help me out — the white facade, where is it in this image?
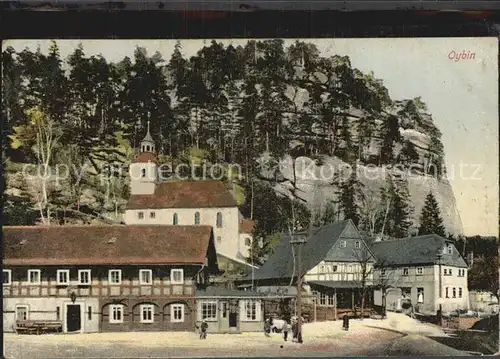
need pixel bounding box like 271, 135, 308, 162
129, 161, 157, 195
469, 290, 499, 313
3, 297, 100, 333
373, 264, 469, 314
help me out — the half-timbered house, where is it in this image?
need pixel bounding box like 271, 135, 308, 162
3, 225, 219, 333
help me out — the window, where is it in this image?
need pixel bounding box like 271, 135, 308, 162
109, 304, 124, 323
173, 213, 178, 225
138, 211, 144, 219
319, 265, 325, 273
417, 288, 424, 303
355, 241, 361, 249
449, 269, 452, 276
201, 301, 217, 320
447, 245, 453, 254
16, 305, 29, 321
109, 270, 122, 285
88, 306, 92, 320
452, 287, 456, 298
328, 295, 335, 306
458, 288, 463, 298
27, 269, 41, 284
402, 268, 409, 276
194, 212, 200, 225
140, 304, 154, 323
3, 269, 11, 285
381, 268, 386, 277
171, 269, 184, 284
141, 168, 146, 178
150, 211, 156, 219
139, 269, 152, 285
56, 269, 70, 285
78, 270, 91, 285
217, 236, 222, 244
245, 237, 251, 246
416, 267, 423, 276
216, 212, 223, 228
245, 300, 257, 320
56, 307, 60, 320
445, 287, 449, 298
320, 293, 327, 306
171, 304, 184, 323
332, 265, 338, 273
340, 240, 347, 248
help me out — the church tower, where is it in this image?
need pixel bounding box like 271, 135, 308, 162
130, 120, 157, 195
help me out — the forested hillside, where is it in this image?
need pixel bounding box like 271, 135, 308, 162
2, 39, 463, 262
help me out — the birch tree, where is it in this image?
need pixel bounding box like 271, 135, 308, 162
10, 108, 61, 224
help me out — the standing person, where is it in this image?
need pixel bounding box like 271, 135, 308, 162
200, 320, 208, 339
282, 320, 290, 342
264, 319, 271, 337
291, 317, 298, 343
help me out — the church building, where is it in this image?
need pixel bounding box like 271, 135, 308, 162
123, 122, 257, 271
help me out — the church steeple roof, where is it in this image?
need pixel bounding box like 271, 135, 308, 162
133, 119, 157, 163
141, 120, 154, 145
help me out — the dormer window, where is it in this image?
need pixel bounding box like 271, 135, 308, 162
150, 212, 156, 219
173, 213, 178, 225
138, 212, 144, 220
194, 212, 200, 225
27, 269, 41, 285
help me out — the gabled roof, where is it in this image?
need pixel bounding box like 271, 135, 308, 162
3, 225, 213, 266
127, 180, 237, 209
369, 234, 468, 268
247, 220, 364, 282
239, 219, 255, 234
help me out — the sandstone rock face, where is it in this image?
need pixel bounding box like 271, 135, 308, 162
263, 155, 463, 236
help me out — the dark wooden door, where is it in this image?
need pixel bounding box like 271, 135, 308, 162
66, 305, 81, 332
229, 312, 237, 328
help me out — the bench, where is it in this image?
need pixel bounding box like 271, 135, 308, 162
15, 320, 63, 335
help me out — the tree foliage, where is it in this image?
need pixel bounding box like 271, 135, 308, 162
418, 191, 447, 237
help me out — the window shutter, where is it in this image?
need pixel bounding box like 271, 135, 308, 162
197, 302, 202, 322
239, 300, 246, 320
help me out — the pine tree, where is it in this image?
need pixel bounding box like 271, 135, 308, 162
418, 191, 447, 236
336, 164, 362, 225
375, 174, 413, 238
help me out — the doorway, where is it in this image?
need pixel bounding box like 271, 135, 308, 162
229, 312, 238, 328
66, 304, 82, 332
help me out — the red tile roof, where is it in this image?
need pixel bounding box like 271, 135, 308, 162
127, 180, 237, 209
3, 225, 213, 266
132, 152, 157, 163
239, 219, 255, 234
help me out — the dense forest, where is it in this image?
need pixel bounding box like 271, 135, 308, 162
3, 39, 453, 262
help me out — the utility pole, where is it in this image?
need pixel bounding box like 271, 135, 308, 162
437, 252, 443, 327
290, 234, 307, 344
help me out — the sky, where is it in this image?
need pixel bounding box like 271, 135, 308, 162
4, 38, 499, 236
